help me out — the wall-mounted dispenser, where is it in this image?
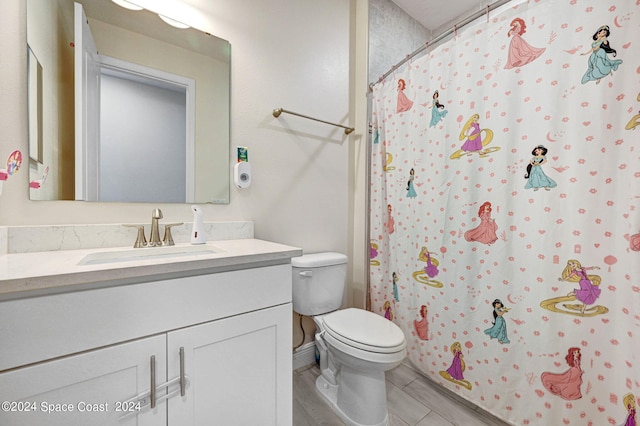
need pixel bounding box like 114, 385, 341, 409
234, 146, 251, 189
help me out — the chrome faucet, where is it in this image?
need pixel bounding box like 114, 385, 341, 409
148, 208, 164, 247
124, 209, 183, 248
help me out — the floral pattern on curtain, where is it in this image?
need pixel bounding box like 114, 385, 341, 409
369, 1, 639, 425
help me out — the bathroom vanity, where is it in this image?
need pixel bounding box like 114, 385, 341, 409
0, 227, 301, 426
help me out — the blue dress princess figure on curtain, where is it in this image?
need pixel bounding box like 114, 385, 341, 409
392, 272, 399, 302
581, 25, 622, 85
524, 145, 557, 191
406, 168, 417, 198
484, 299, 510, 344
429, 90, 448, 127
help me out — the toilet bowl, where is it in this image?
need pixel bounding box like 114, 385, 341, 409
292, 253, 406, 426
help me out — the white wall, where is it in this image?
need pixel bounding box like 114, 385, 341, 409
0, 0, 368, 269
99, 74, 186, 203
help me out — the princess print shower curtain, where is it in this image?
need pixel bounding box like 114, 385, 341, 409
369, 1, 639, 424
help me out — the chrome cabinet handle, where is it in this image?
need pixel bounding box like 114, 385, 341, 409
118, 352, 190, 420
150, 355, 157, 409
180, 347, 186, 397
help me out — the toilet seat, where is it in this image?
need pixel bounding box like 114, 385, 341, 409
321, 308, 406, 354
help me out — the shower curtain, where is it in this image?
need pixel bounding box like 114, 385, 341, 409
369, 1, 639, 424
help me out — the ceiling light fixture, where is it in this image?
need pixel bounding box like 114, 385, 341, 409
111, 0, 143, 11
158, 14, 190, 29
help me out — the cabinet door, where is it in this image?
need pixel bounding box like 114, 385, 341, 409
168, 304, 292, 426
0, 335, 166, 426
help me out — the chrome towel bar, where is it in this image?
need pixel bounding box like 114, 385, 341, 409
272, 108, 354, 135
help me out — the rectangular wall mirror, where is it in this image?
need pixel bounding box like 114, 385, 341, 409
27, 0, 231, 203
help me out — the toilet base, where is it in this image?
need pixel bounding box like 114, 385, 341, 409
315, 373, 389, 426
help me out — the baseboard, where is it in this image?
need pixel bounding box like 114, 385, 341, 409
293, 342, 316, 370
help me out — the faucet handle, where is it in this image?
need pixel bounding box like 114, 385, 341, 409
162, 223, 184, 246
152, 208, 163, 219
123, 224, 147, 248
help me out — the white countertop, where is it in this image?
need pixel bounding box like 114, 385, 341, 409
0, 239, 302, 299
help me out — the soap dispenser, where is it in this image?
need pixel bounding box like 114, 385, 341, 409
190, 205, 206, 244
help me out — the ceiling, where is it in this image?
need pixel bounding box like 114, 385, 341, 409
391, 0, 491, 32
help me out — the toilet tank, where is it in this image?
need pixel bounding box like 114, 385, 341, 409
291, 252, 348, 316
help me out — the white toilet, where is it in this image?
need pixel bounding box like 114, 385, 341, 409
292, 252, 406, 426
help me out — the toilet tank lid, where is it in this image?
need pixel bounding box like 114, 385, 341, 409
291, 252, 348, 268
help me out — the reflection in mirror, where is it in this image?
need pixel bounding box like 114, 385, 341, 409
27, 47, 44, 165
27, 0, 231, 203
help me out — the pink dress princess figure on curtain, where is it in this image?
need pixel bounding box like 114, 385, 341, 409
504, 18, 545, 69
540, 347, 583, 400
396, 79, 413, 113
386, 204, 395, 234
464, 202, 498, 245
558, 260, 601, 315
413, 305, 429, 340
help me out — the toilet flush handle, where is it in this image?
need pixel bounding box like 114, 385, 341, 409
299, 270, 313, 277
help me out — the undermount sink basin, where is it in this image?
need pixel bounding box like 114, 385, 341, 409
77, 244, 223, 266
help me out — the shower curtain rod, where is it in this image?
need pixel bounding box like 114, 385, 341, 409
370, 0, 515, 90
272, 108, 355, 135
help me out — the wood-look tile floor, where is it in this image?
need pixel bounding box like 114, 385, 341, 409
293, 362, 512, 426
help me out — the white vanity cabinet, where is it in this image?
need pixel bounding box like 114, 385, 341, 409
0, 262, 293, 426
168, 304, 291, 425
0, 334, 168, 426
